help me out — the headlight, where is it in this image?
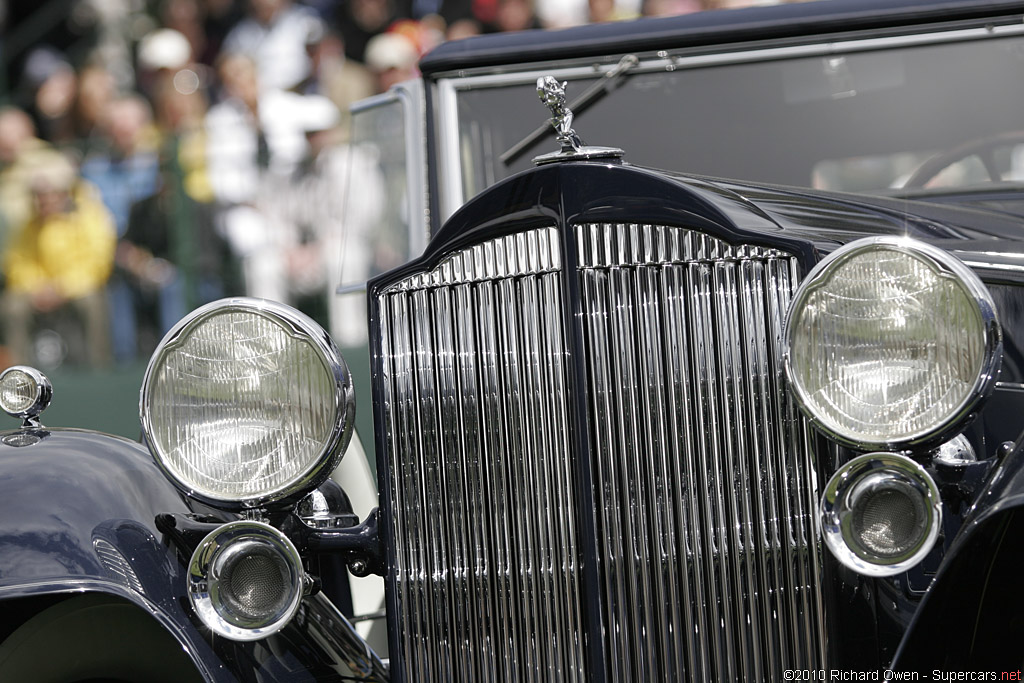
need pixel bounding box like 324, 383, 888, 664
785, 236, 1000, 449
141, 298, 354, 508
0, 366, 52, 424
188, 520, 305, 640
820, 453, 941, 577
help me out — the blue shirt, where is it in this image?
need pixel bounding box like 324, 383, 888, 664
81, 151, 160, 237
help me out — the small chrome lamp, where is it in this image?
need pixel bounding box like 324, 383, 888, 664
0, 366, 53, 427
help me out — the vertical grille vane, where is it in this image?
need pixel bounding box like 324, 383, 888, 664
377, 223, 826, 681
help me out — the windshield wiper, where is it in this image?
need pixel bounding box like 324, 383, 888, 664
500, 54, 640, 166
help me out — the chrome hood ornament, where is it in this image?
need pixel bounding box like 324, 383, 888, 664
533, 76, 623, 165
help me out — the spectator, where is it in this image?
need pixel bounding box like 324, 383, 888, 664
588, 0, 638, 22
136, 27, 196, 105
336, 0, 401, 64
221, 0, 319, 92
158, 0, 210, 67
200, 0, 247, 67
116, 154, 239, 356
0, 107, 52, 245
205, 52, 309, 302
150, 70, 214, 204
535, 0, 589, 28
1, 151, 116, 368
388, 17, 445, 56
640, 0, 704, 15
136, 26, 216, 204
484, 0, 543, 32
446, 17, 482, 41
81, 96, 161, 238
281, 95, 350, 324
80, 95, 162, 363
287, 101, 386, 347
364, 32, 420, 93
292, 20, 375, 141
74, 64, 119, 154
20, 47, 78, 148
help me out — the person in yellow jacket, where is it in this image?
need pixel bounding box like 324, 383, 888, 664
2, 150, 116, 367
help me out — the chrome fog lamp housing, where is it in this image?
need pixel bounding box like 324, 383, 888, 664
188, 520, 305, 640
0, 366, 52, 425
821, 453, 941, 577
141, 298, 354, 509
785, 236, 1000, 449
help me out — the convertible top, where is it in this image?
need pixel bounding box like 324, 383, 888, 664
419, 0, 1024, 75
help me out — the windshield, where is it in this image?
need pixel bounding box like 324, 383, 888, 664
450, 27, 1024, 204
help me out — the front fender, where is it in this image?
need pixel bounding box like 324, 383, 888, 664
0, 428, 385, 682
0, 427, 232, 679
893, 437, 1024, 670
0, 428, 193, 588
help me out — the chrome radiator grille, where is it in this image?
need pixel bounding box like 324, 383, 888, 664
577, 223, 826, 680
376, 223, 826, 681
378, 227, 586, 682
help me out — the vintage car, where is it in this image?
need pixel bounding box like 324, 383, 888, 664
6, 0, 1024, 680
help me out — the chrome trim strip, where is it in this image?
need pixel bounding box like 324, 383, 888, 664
960, 260, 1024, 273
437, 24, 1024, 84
336, 283, 368, 296
401, 79, 430, 259
299, 591, 391, 681
351, 90, 401, 114
435, 77, 464, 222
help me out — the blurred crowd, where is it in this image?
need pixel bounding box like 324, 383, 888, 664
0, 0, 789, 370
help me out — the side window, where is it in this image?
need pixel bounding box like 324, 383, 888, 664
338, 84, 426, 293
332, 83, 426, 464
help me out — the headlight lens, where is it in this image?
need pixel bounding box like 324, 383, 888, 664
785, 236, 1000, 448
141, 298, 354, 508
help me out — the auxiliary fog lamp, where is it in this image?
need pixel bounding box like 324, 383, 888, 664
187, 520, 306, 640
820, 453, 941, 577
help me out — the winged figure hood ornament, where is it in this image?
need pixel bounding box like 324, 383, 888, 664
533, 76, 624, 165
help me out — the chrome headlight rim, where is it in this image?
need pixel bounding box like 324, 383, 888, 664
784, 235, 1001, 451
187, 520, 305, 641
140, 297, 355, 510
820, 452, 942, 577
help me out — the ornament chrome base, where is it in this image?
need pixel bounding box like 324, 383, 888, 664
533, 145, 624, 165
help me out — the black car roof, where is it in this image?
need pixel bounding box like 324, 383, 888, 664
420, 0, 1024, 76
